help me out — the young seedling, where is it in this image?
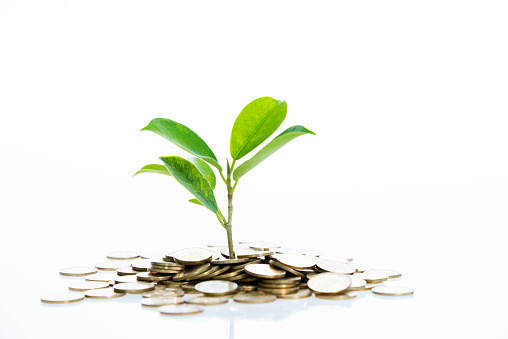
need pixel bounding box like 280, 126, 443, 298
134, 97, 315, 259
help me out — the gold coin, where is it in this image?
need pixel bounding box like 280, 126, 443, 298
185, 296, 230, 305
316, 260, 355, 275
132, 259, 152, 272
113, 282, 155, 294
364, 269, 402, 279
348, 276, 367, 290
277, 289, 312, 299
159, 304, 204, 315
114, 275, 138, 284
143, 289, 185, 298
354, 283, 377, 291
173, 247, 212, 265
245, 264, 286, 279
41, 292, 84, 304
372, 286, 414, 296
173, 263, 211, 282
136, 272, 172, 282
211, 269, 245, 280
84, 288, 126, 299
106, 251, 140, 260
308, 273, 352, 294
189, 265, 222, 281
234, 292, 277, 304
223, 273, 250, 281
195, 280, 238, 296
259, 277, 301, 285
95, 261, 130, 271
237, 284, 257, 292
59, 267, 98, 277
258, 281, 298, 289
354, 273, 388, 284
141, 297, 184, 307
249, 241, 281, 251
151, 260, 185, 268
68, 281, 109, 292
181, 284, 200, 294
315, 291, 357, 300
258, 286, 299, 295
117, 267, 137, 276
221, 248, 273, 259
272, 253, 316, 269
149, 267, 182, 274
269, 260, 305, 278
85, 273, 118, 282
237, 277, 258, 283
211, 257, 250, 265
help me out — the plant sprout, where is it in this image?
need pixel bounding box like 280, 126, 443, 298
134, 97, 315, 259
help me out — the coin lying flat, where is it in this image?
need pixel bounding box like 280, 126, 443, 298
348, 276, 367, 290
185, 296, 230, 305
364, 269, 402, 279
41, 292, 84, 304
272, 253, 316, 269
245, 264, 286, 279
68, 281, 109, 292
85, 273, 118, 282
117, 267, 137, 276
106, 251, 140, 260
173, 248, 212, 265
372, 286, 414, 296
115, 275, 138, 284
233, 293, 277, 304
59, 267, 98, 277
143, 289, 185, 298
316, 260, 355, 275
315, 291, 357, 300
141, 297, 184, 307
159, 304, 204, 315
258, 286, 300, 295
195, 280, 238, 296
95, 262, 130, 271
136, 272, 171, 282
249, 241, 281, 251
308, 273, 352, 294
277, 289, 312, 299
84, 288, 126, 299
354, 273, 388, 284
260, 277, 301, 285
269, 260, 305, 278
113, 283, 155, 294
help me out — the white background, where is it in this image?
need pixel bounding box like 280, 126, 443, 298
1, 1, 507, 338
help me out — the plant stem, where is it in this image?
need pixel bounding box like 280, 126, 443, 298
226, 159, 235, 259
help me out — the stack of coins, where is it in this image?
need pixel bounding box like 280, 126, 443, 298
42, 245, 414, 314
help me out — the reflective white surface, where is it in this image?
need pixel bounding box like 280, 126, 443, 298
1, 0, 507, 338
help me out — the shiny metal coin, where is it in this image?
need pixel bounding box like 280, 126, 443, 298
151, 260, 185, 268
348, 276, 367, 290
117, 267, 137, 276
185, 296, 230, 305
237, 284, 257, 292
41, 292, 84, 304
132, 260, 152, 272
259, 277, 301, 285
258, 286, 300, 295
315, 291, 358, 300
141, 297, 184, 307
258, 282, 298, 289
173, 263, 211, 282
114, 275, 138, 284
181, 284, 200, 294
245, 264, 286, 279
272, 253, 316, 269
249, 242, 281, 251
269, 260, 305, 278
277, 289, 312, 299
113, 282, 155, 294
355, 283, 377, 291
159, 304, 204, 315
85, 273, 118, 282
142, 289, 184, 298
136, 272, 172, 282
221, 248, 272, 259
106, 251, 140, 260
84, 288, 125, 299
190, 265, 222, 280
68, 281, 109, 292
372, 286, 414, 296
308, 273, 352, 294
59, 267, 98, 277
211, 257, 250, 265
354, 273, 388, 284
233, 292, 277, 304
195, 280, 238, 296
95, 261, 130, 271
364, 269, 402, 279
173, 247, 212, 265
316, 260, 355, 275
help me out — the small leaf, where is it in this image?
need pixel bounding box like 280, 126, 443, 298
160, 156, 218, 213
230, 97, 287, 160
188, 156, 216, 189
133, 164, 172, 177
233, 125, 315, 181
189, 198, 204, 206
142, 118, 222, 171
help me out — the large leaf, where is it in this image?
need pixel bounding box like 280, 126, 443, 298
233, 125, 315, 181
230, 97, 287, 160
188, 156, 216, 189
160, 156, 218, 213
142, 118, 222, 171
133, 164, 172, 177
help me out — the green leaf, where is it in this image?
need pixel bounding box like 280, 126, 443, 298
142, 118, 222, 171
133, 164, 172, 177
188, 156, 216, 189
230, 97, 287, 160
233, 125, 315, 181
189, 198, 204, 206
160, 156, 218, 213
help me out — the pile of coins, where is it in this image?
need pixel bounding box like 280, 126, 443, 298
42, 244, 414, 315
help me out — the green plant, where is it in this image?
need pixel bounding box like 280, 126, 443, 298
134, 97, 315, 259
